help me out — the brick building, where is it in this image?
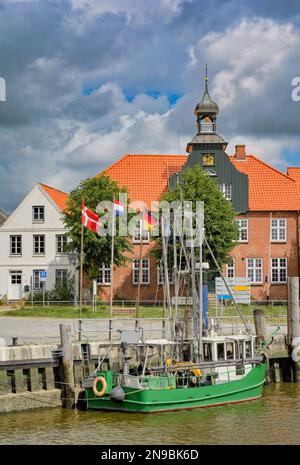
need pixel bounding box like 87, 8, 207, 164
98, 74, 300, 303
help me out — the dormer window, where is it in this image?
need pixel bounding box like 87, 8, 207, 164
33, 206, 44, 222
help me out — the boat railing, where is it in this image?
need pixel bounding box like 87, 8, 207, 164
137, 359, 261, 388
149, 357, 263, 373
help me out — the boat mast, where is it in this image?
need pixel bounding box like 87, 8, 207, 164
197, 205, 204, 362
161, 214, 173, 341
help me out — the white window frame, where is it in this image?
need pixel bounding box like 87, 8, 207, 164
271, 219, 287, 242
10, 235, 22, 255
133, 258, 150, 285
56, 234, 68, 254
10, 270, 22, 285
33, 235, 45, 255
33, 269, 45, 290
247, 258, 263, 284
32, 205, 45, 222
271, 258, 287, 284
236, 219, 248, 242
220, 183, 232, 201
55, 269, 68, 287
133, 220, 149, 244
157, 265, 174, 285
226, 259, 235, 278
98, 264, 111, 285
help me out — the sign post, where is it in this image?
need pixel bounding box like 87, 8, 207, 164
39, 271, 47, 308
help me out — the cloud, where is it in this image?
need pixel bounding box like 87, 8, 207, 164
1, 1, 300, 214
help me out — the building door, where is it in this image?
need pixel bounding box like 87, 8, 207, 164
8, 271, 22, 300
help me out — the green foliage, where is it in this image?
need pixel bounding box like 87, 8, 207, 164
161, 165, 239, 267
62, 175, 132, 279
26, 277, 74, 302
47, 278, 74, 302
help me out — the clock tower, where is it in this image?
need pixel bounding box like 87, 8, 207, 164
175, 65, 249, 214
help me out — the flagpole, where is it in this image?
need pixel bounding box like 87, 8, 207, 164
79, 219, 84, 338
109, 198, 115, 341
135, 214, 143, 328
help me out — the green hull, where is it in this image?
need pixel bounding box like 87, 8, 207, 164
85, 362, 267, 413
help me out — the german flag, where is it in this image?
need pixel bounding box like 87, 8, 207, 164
143, 210, 157, 230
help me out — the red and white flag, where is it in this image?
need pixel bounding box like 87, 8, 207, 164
81, 200, 101, 233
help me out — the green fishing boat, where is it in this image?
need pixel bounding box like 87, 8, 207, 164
84, 335, 267, 413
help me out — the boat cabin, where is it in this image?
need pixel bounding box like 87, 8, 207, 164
202, 335, 255, 363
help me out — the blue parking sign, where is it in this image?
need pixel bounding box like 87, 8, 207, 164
40, 271, 47, 282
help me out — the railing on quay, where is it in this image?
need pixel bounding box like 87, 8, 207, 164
72, 317, 171, 342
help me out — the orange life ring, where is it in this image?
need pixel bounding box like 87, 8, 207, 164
92, 376, 107, 398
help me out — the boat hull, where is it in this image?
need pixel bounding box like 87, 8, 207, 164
85, 362, 267, 413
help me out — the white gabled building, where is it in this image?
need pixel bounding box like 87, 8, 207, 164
0, 182, 75, 301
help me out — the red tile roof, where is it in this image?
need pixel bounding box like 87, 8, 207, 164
39, 183, 68, 211
101, 154, 187, 207
102, 153, 300, 212
287, 167, 300, 198
230, 155, 300, 211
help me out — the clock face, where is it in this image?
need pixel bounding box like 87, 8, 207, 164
202, 153, 215, 166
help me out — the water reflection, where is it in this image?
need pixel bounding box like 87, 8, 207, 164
0, 384, 299, 445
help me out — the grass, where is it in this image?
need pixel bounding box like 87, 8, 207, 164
0, 304, 169, 319
0, 302, 288, 322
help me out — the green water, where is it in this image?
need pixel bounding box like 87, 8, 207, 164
0, 383, 299, 445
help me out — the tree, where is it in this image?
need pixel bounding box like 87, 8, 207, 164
62, 175, 132, 280
160, 165, 239, 268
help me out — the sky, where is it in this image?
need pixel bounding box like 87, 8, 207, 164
1, 0, 300, 213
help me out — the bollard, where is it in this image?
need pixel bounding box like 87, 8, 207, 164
253, 309, 267, 344
59, 324, 76, 408
288, 277, 300, 382
288, 277, 300, 342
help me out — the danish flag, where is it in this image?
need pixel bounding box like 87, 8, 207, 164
81, 200, 101, 233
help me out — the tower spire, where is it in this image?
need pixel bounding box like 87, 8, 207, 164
186, 65, 227, 152
204, 63, 209, 94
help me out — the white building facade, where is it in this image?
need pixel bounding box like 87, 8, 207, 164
0, 183, 75, 301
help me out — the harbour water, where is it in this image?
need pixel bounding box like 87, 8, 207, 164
0, 383, 299, 445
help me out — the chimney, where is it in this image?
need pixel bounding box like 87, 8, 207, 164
235, 145, 246, 160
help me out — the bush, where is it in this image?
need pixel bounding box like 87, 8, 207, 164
26, 277, 74, 303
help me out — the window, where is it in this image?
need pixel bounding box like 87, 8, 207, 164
226, 259, 235, 278
10, 235, 22, 255
226, 342, 234, 360
33, 269, 45, 290
236, 219, 248, 242
10, 271, 22, 285
271, 219, 287, 242
217, 343, 225, 361
33, 235, 45, 255
98, 264, 111, 285
55, 269, 68, 287
247, 258, 263, 284
220, 183, 232, 200
245, 341, 252, 358
157, 265, 174, 284
133, 259, 150, 284
203, 343, 212, 361
32, 206, 44, 222
271, 258, 287, 283
133, 220, 149, 243
56, 235, 67, 254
